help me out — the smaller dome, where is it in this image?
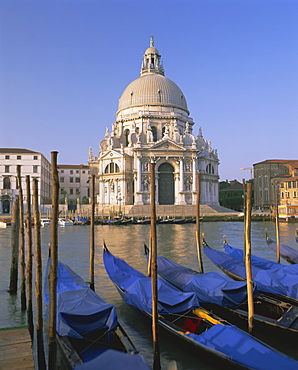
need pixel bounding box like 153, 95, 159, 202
145, 46, 160, 55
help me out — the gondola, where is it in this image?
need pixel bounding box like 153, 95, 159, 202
203, 241, 298, 306
150, 249, 298, 344
266, 230, 298, 264
44, 258, 149, 370
103, 245, 298, 370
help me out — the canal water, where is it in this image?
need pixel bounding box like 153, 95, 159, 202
0, 221, 297, 369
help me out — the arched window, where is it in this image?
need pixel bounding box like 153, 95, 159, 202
104, 163, 120, 174
125, 129, 130, 146
151, 126, 157, 142
206, 164, 214, 174
3, 177, 10, 189
162, 126, 166, 137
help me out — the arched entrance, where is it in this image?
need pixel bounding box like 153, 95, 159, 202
158, 163, 174, 205
2, 195, 11, 213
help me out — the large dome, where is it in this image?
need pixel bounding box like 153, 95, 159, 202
118, 73, 188, 113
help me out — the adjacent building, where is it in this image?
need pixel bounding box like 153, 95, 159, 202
253, 159, 298, 210
0, 148, 52, 214
89, 38, 219, 206
58, 164, 90, 210
280, 177, 298, 206
219, 180, 246, 211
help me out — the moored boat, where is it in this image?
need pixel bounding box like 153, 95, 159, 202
58, 218, 74, 227
40, 218, 51, 227
265, 231, 298, 264
153, 251, 298, 345
203, 241, 298, 306
103, 245, 298, 370
44, 258, 149, 369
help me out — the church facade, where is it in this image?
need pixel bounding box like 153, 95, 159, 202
88, 39, 219, 206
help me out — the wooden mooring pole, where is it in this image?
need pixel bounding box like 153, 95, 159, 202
195, 172, 204, 273
89, 174, 95, 291
150, 161, 161, 370
17, 165, 26, 311
275, 183, 281, 263
33, 178, 46, 369
9, 197, 19, 294
244, 182, 254, 334
49, 151, 59, 370
26, 175, 34, 340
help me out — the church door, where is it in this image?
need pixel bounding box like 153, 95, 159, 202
158, 163, 174, 205
2, 200, 10, 213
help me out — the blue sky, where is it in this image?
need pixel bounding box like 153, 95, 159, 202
1, 0, 297, 181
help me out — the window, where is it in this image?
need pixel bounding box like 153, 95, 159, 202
5, 166, 9, 173
5, 155, 9, 159
76, 189, 80, 194
33, 165, 38, 173
70, 170, 73, 174
206, 164, 214, 174
17, 155, 21, 160
70, 189, 74, 195
60, 188, 64, 194
75, 177, 80, 183
125, 129, 130, 146
104, 163, 120, 174
82, 171, 85, 174
151, 126, 157, 142
76, 170, 79, 173
281, 192, 284, 199
61, 170, 64, 173
60, 177, 64, 183
294, 191, 297, 198
3, 177, 10, 189
33, 155, 38, 160
70, 177, 74, 183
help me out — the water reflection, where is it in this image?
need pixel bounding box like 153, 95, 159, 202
0, 221, 298, 369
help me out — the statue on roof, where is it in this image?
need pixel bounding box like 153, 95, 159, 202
150, 36, 154, 47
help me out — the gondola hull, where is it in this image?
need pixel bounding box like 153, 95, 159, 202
266, 232, 298, 264
154, 254, 298, 345
44, 258, 149, 370
204, 244, 298, 306
103, 247, 298, 370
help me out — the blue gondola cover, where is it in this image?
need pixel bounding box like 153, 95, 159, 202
186, 324, 298, 370
103, 249, 199, 314
156, 255, 258, 306
45, 258, 118, 338
204, 245, 298, 301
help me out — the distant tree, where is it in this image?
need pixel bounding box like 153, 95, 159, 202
82, 196, 89, 204
60, 190, 68, 204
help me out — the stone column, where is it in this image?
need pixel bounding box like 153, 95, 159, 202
135, 155, 143, 204
192, 157, 197, 191
137, 156, 142, 192
179, 158, 186, 204
155, 174, 159, 205
106, 180, 110, 205
99, 179, 104, 204
180, 158, 184, 192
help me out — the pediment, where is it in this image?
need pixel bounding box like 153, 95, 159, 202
149, 139, 186, 152
99, 149, 126, 161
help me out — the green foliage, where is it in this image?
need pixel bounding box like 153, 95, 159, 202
82, 196, 89, 204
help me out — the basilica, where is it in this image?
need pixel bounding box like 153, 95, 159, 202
88, 38, 219, 206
